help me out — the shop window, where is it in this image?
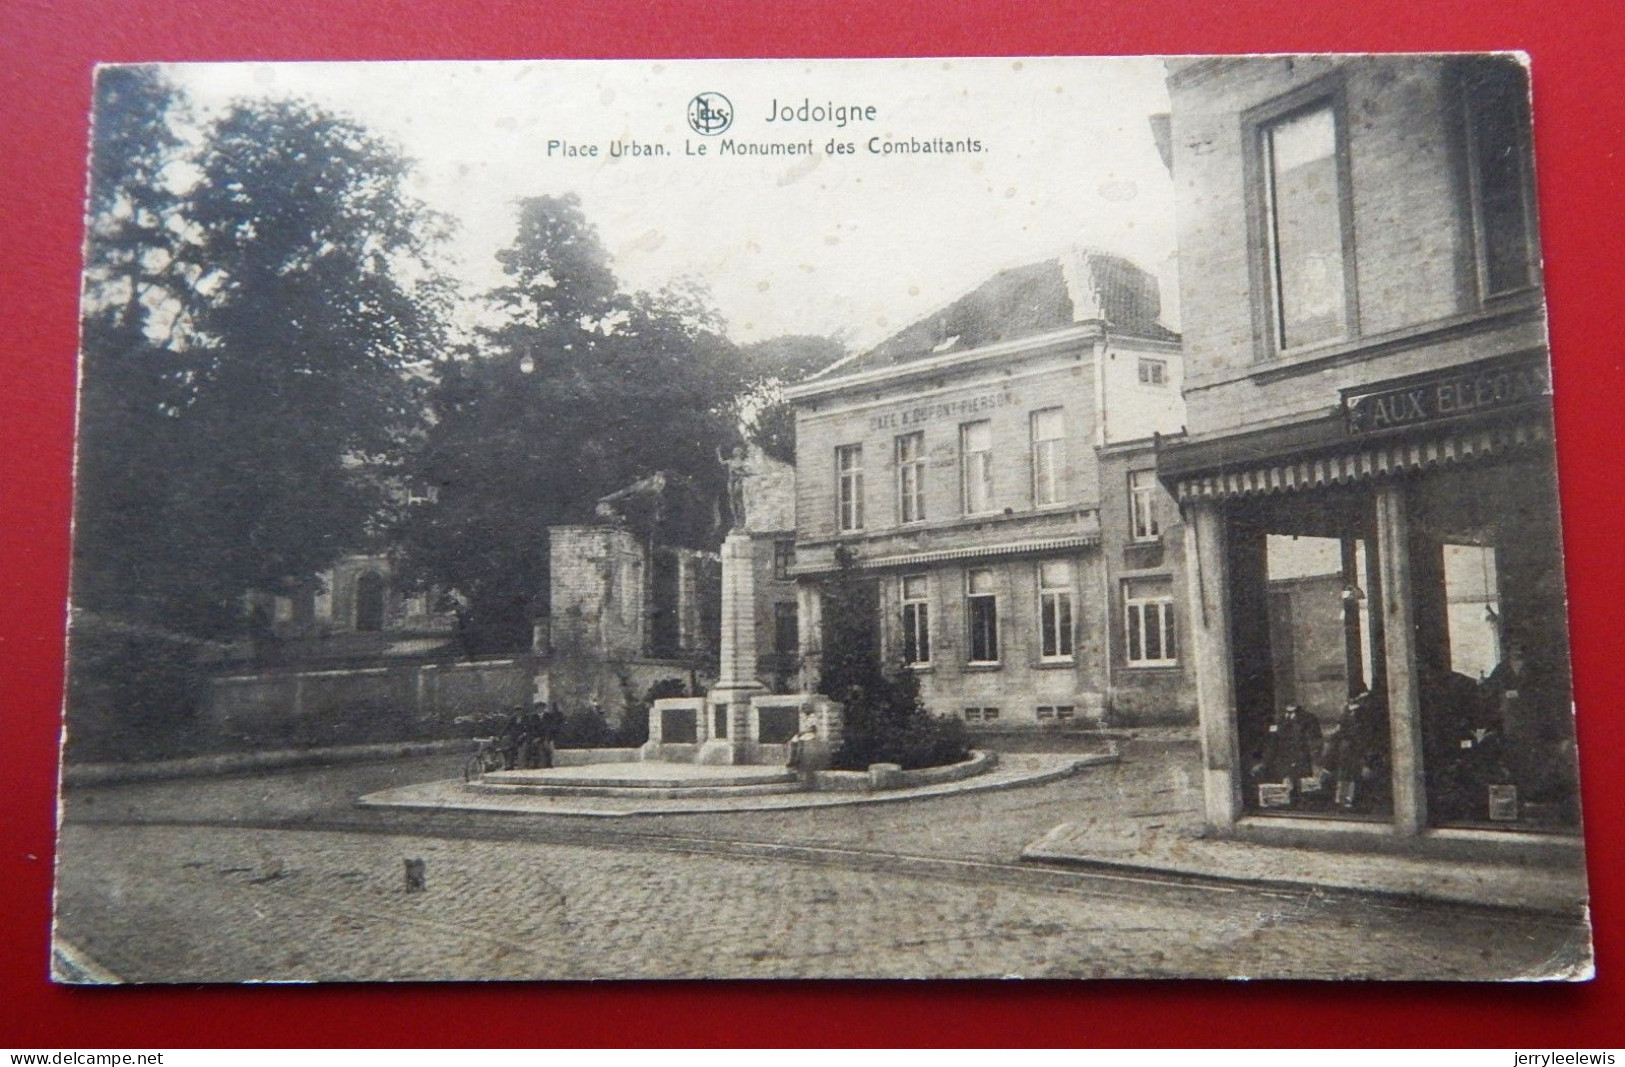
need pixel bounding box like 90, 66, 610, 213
1137, 358, 1167, 386
1036, 705, 1076, 723
1261, 101, 1351, 351
1038, 559, 1075, 661
1123, 578, 1176, 666
772, 539, 795, 581
1129, 470, 1161, 541
1462, 58, 1537, 299
896, 431, 926, 524
963, 706, 1000, 723
1030, 408, 1064, 505
774, 601, 799, 655
1442, 543, 1501, 680
966, 568, 999, 664
900, 574, 931, 666
836, 444, 863, 531
1411, 461, 1578, 832
960, 420, 994, 514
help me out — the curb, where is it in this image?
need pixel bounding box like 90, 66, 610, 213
358, 750, 1119, 818
1020, 826, 1590, 920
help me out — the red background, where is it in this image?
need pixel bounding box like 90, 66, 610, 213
3, 0, 1622, 1047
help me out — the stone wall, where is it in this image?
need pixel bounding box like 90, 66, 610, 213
204, 657, 531, 748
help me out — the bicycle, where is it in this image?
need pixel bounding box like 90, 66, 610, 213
463, 735, 506, 782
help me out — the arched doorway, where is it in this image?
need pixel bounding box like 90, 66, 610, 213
355, 572, 385, 632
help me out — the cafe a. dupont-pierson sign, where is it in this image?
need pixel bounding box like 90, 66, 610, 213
1342, 352, 1552, 435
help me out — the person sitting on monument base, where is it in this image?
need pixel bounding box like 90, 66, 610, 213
786, 708, 824, 781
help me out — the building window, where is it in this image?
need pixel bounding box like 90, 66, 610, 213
966, 567, 999, 663
900, 574, 931, 666
1125, 578, 1177, 666
1463, 58, 1537, 298
963, 706, 1001, 723
774, 601, 799, 655
1137, 358, 1167, 386
1129, 470, 1161, 541
1262, 102, 1350, 351
1038, 559, 1075, 661
836, 444, 863, 531
960, 420, 994, 514
896, 431, 926, 524
1030, 407, 1064, 505
1036, 705, 1076, 723
772, 539, 796, 581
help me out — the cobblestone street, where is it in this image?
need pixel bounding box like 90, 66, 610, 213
53, 748, 1590, 981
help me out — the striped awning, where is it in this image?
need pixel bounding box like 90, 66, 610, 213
792, 533, 1101, 575
1172, 418, 1550, 502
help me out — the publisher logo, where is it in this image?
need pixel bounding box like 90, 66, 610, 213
687, 92, 733, 136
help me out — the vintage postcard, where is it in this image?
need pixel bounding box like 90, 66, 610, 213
54, 55, 1592, 983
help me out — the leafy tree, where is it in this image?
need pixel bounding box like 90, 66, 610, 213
738, 334, 844, 465
402, 194, 747, 651
73, 80, 449, 638
73, 67, 194, 627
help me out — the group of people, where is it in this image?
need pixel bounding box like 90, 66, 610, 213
1252, 689, 1389, 813
499, 702, 566, 770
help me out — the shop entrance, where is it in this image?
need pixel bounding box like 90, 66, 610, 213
1229, 488, 1392, 820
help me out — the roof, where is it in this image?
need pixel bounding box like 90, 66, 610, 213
816, 248, 1178, 382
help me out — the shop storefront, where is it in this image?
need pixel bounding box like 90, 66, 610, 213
1165, 350, 1580, 839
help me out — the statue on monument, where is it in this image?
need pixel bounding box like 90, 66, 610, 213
717, 445, 752, 532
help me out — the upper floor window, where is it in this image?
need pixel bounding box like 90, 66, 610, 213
836, 444, 864, 531
960, 420, 994, 514
772, 539, 796, 581
896, 431, 926, 524
1030, 408, 1064, 506
1137, 358, 1168, 386
1463, 58, 1537, 299
1263, 102, 1350, 351
965, 567, 999, 664
1129, 470, 1161, 541
1037, 559, 1075, 661
900, 574, 931, 666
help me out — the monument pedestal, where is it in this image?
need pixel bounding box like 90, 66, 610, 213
703, 530, 764, 763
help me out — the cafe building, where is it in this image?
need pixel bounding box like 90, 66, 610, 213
784, 249, 1195, 729
1156, 56, 1582, 848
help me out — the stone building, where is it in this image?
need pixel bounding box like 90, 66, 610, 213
784, 249, 1196, 729
1156, 56, 1581, 844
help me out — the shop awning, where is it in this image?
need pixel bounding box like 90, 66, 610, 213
791, 533, 1101, 575
1165, 415, 1552, 503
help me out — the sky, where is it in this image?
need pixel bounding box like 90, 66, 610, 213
168, 57, 1178, 352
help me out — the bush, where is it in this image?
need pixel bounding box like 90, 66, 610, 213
64, 612, 209, 762
829, 662, 972, 771
816, 547, 970, 771
556, 707, 616, 748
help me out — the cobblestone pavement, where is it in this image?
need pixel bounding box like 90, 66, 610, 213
54, 821, 1585, 981
61, 747, 1179, 864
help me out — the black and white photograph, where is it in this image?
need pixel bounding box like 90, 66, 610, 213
53, 54, 1592, 983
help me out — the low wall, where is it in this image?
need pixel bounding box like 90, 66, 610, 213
203, 656, 532, 749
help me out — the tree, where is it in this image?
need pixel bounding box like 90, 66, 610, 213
73, 67, 194, 627
73, 82, 449, 637
817, 547, 969, 771
738, 334, 844, 465
401, 194, 748, 652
